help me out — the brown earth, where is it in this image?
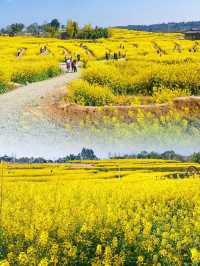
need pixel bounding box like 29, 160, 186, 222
46, 96, 200, 125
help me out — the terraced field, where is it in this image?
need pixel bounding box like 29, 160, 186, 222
1, 159, 199, 181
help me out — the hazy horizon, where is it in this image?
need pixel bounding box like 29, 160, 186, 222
0, 0, 200, 28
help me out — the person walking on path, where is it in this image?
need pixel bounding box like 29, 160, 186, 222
66, 58, 72, 72
72, 60, 77, 72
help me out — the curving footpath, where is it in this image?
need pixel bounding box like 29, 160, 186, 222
0, 71, 80, 158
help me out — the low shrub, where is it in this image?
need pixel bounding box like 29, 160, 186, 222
82, 62, 138, 95
11, 65, 60, 84
0, 66, 10, 94
67, 80, 114, 106
152, 85, 190, 103
0, 81, 7, 94
82, 61, 200, 96
191, 152, 200, 163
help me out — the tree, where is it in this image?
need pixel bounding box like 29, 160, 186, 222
83, 24, 93, 33
47, 25, 59, 37
41, 23, 58, 37
79, 148, 98, 160
7, 23, 24, 36
0, 28, 7, 35
50, 19, 60, 30
77, 25, 109, 40
66, 20, 79, 38
161, 151, 177, 160
72, 21, 79, 37
66, 20, 74, 38
81, 24, 93, 39
191, 152, 200, 163
147, 152, 160, 159
26, 23, 41, 36
137, 151, 149, 159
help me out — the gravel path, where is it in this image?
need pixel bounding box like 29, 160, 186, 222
0, 71, 81, 158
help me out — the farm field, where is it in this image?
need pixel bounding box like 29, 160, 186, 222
2, 29, 200, 160
1, 1, 200, 265
1, 29, 200, 105
66, 29, 200, 106
1, 159, 200, 265
0, 36, 81, 93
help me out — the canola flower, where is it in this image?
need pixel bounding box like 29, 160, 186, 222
0, 36, 89, 93
1, 28, 200, 100
66, 29, 200, 105
1, 29, 200, 266
64, 105, 200, 156
0, 160, 200, 265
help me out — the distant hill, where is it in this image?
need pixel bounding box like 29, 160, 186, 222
117, 21, 200, 32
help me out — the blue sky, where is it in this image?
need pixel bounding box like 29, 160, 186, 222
0, 0, 200, 27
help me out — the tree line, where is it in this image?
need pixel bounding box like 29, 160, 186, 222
110, 150, 200, 163
118, 21, 200, 33
1, 149, 200, 164
0, 148, 98, 164
0, 19, 110, 40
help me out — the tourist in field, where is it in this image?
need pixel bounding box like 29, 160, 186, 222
114, 52, 118, 60
40, 46, 48, 55
40, 46, 45, 53
77, 54, 81, 62
17, 48, 21, 57
66, 58, 71, 72
72, 60, 77, 72
105, 52, 110, 60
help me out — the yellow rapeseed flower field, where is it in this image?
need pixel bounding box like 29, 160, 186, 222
0, 36, 89, 92
66, 29, 200, 106
2, 29, 200, 100
0, 159, 200, 265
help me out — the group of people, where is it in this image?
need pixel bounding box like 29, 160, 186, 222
105, 44, 126, 60
105, 51, 126, 60
65, 54, 81, 73
65, 57, 78, 73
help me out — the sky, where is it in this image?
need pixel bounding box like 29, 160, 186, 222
0, 0, 200, 28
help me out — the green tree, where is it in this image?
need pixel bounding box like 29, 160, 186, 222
82, 24, 93, 38
79, 148, 98, 160
77, 25, 110, 40
83, 24, 93, 32
26, 23, 41, 36
7, 23, 24, 36
191, 152, 200, 163
41, 23, 58, 37
50, 19, 60, 30
66, 20, 79, 38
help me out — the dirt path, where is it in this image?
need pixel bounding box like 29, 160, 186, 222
0, 71, 80, 158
